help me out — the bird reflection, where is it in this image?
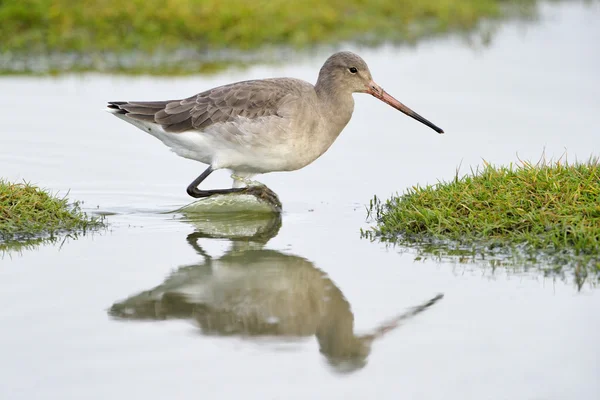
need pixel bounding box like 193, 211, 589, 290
109, 212, 442, 373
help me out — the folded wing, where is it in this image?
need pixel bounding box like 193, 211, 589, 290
108, 79, 303, 133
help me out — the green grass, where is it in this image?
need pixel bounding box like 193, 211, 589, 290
0, 0, 538, 73
0, 180, 105, 251
364, 157, 600, 282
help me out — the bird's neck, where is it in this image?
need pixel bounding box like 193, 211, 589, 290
315, 79, 355, 135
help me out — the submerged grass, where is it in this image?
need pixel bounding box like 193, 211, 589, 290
0, 0, 539, 73
0, 180, 105, 251
364, 157, 600, 281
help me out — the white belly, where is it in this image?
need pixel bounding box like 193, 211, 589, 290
111, 110, 330, 173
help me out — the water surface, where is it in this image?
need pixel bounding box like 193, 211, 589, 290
1, 2, 599, 399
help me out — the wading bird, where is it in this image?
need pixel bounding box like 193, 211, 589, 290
107, 51, 443, 199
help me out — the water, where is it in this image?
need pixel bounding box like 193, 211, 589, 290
1, 2, 599, 399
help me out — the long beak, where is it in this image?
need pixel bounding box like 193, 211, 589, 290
367, 81, 444, 134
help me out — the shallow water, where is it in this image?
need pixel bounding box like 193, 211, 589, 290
1, 2, 599, 399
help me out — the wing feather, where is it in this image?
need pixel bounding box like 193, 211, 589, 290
108, 78, 311, 134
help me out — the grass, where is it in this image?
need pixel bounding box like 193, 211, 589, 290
0, 0, 539, 73
363, 157, 600, 283
0, 180, 105, 251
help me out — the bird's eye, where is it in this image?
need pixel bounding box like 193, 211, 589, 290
349, 67, 358, 74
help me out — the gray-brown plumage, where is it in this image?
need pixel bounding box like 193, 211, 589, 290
108, 79, 309, 133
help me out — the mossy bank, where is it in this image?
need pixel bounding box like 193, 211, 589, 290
0, 0, 538, 74
0, 180, 104, 251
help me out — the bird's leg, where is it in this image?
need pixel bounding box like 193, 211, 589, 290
242, 185, 282, 210
186, 166, 245, 198
187, 166, 281, 209
230, 173, 281, 209
231, 173, 263, 187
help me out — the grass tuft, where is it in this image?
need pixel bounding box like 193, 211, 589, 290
364, 157, 600, 280
0, 180, 105, 250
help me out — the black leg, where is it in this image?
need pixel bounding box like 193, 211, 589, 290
186, 166, 245, 198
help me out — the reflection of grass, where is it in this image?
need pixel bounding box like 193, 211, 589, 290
363, 157, 600, 282
0, 0, 538, 73
0, 180, 105, 252
0, 56, 246, 76
388, 237, 598, 291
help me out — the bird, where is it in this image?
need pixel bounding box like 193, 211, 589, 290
107, 51, 444, 199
